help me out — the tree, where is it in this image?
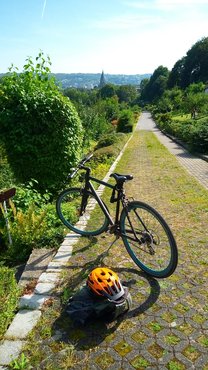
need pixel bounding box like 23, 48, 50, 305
169, 37, 208, 89
140, 66, 169, 103
99, 83, 116, 99
182, 37, 208, 87
167, 57, 186, 88
0, 53, 83, 193
183, 84, 208, 118
116, 85, 138, 104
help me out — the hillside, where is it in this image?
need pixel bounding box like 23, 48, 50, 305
0, 72, 151, 88
51, 73, 151, 88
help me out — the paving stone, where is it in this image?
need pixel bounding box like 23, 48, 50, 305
19, 293, 51, 310
45, 261, 68, 272
37, 271, 60, 283
18, 248, 56, 287
58, 244, 73, 253
5, 310, 41, 339
52, 252, 72, 264
34, 282, 56, 294
0, 340, 26, 365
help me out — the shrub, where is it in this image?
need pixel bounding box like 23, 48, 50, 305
93, 132, 129, 163
117, 109, 134, 133
0, 140, 15, 190
0, 189, 64, 264
0, 53, 83, 193
0, 266, 20, 340
187, 118, 208, 154
95, 132, 125, 149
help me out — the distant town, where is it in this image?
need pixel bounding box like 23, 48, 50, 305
0, 71, 151, 89
51, 72, 151, 88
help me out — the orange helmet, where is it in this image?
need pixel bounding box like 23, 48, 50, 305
87, 267, 125, 302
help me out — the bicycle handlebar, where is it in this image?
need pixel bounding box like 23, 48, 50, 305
68, 153, 93, 179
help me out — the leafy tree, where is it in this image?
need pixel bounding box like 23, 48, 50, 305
168, 37, 208, 89
140, 66, 169, 103
183, 90, 208, 118
182, 37, 208, 87
116, 85, 138, 104
167, 57, 186, 88
0, 52, 83, 193
99, 83, 116, 99
157, 87, 183, 113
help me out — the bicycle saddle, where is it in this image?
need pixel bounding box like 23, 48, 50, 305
110, 173, 133, 184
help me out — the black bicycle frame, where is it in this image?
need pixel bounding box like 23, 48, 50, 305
81, 166, 144, 243
82, 166, 123, 227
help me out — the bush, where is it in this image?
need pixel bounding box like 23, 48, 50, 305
93, 132, 129, 163
95, 132, 126, 149
0, 53, 83, 193
0, 266, 20, 340
117, 109, 134, 133
156, 115, 208, 154
0, 140, 15, 190
0, 186, 64, 264
186, 118, 208, 153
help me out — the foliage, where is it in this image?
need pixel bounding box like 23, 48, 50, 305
0, 52, 83, 193
93, 132, 129, 163
9, 353, 32, 370
95, 132, 126, 149
116, 85, 138, 104
0, 140, 15, 190
155, 114, 208, 154
13, 179, 51, 211
0, 192, 63, 264
140, 66, 169, 103
0, 266, 20, 340
168, 37, 208, 89
99, 83, 116, 99
117, 109, 134, 133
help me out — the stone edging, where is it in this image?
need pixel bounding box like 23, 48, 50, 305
0, 134, 133, 368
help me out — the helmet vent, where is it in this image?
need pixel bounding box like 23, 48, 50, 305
101, 271, 106, 275
98, 277, 102, 282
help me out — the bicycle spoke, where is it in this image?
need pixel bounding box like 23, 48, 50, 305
120, 201, 178, 278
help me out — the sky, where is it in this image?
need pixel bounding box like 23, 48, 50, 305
0, 0, 208, 75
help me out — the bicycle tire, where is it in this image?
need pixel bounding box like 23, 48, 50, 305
120, 201, 178, 278
56, 187, 109, 236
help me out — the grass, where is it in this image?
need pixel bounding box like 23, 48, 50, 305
12, 129, 208, 369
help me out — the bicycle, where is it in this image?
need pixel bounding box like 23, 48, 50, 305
56, 153, 178, 278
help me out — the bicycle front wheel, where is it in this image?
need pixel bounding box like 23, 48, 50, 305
120, 201, 178, 278
56, 187, 109, 236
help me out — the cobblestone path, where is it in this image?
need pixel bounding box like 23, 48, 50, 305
15, 118, 208, 370
137, 112, 208, 190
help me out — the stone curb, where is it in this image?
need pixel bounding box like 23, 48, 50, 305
0, 135, 133, 367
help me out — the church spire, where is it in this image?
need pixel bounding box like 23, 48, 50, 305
99, 70, 106, 88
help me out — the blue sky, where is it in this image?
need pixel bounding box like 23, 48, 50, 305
1, 0, 208, 74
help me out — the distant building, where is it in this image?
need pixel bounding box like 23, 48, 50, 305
99, 70, 106, 88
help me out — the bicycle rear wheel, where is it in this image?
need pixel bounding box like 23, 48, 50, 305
120, 201, 178, 278
56, 187, 109, 236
